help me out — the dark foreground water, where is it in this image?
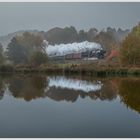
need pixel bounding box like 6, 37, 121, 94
0, 74, 140, 138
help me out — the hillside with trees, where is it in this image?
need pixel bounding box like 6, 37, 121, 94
44, 26, 129, 54
0, 30, 44, 50
0, 26, 129, 54
1, 24, 140, 75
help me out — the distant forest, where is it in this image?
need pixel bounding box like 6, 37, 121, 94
44, 26, 129, 53
0, 23, 140, 67
0, 26, 129, 53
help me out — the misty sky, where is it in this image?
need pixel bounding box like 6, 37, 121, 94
0, 2, 140, 36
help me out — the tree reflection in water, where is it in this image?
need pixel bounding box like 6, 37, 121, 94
6, 75, 118, 102
0, 75, 140, 115
118, 78, 140, 114
0, 76, 5, 100
8, 75, 48, 101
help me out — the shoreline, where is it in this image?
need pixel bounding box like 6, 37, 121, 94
0, 64, 140, 77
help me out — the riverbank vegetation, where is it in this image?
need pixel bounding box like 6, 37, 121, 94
0, 23, 140, 76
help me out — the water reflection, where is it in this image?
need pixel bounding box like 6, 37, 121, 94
0, 75, 140, 114
118, 79, 140, 114
7, 75, 107, 102
47, 76, 118, 102
8, 75, 48, 101
48, 76, 103, 92
3, 75, 117, 102
0, 76, 5, 100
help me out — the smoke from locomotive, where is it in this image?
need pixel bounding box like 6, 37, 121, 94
43, 40, 106, 60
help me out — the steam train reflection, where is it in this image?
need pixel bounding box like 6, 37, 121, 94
48, 76, 103, 93
46, 76, 103, 102
6, 75, 118, 102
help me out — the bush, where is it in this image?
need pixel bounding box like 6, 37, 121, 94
30, 52, 48, 66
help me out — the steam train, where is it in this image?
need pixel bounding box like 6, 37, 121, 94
49, 49, 106, 61
44, 40, 106, 61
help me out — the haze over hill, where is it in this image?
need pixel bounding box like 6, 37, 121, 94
0, 2, 140, 36
0, 30, 44, 50
1, 2, 140, 53
0, 26, 130, 52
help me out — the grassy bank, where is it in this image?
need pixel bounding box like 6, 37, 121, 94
0, 63, 140, 77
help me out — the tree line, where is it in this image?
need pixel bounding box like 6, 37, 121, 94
45, 26, 129, 53
0, 24, 139, 67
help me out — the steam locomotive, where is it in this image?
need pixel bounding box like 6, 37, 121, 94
49, 49, 106, 61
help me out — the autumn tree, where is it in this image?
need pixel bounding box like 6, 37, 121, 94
132, 22, 140, 36
30, 51, 48, 66
16, 32, 43, 57
6, 32, 47, 65
118, 79, 140, 113
93, 29, 118, 54
120, 23, 140, 66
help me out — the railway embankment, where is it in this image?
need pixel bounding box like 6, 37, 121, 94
0, 62, 140, 77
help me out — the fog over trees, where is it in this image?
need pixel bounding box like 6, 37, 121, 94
45, 26, 129, 52
1, 24, 140, 67
6, 32, 47, 65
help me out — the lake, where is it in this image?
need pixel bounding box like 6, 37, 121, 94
0, 74, 140, 138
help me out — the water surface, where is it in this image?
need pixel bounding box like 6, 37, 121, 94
0, 74, 140, 138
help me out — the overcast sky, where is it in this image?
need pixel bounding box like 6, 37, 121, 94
0, 2, 140, 36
